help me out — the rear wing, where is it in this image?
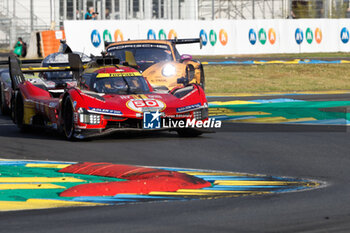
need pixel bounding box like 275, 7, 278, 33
170, 38, 203, 49
105, 38, 203, 49
169, 38, 202, 46
9, 55, 26, 89
8, 54, 83, 88
0, 58, 42, 66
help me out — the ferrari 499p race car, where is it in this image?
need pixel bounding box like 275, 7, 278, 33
0, 50, 91, 115
9, 53, 210, 140
105, 38, 204, 91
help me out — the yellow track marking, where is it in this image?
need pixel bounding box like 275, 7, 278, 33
228, 117, 286, 123
209, 108, 270, 116
0, 184, 66, 190
177, 172, 248, 176
25, 163, 71, 169
0, 199, 104, 211
176, 189, 268, 194
228, 117, 316, 123
208, 90, 350, 97
214, 180, 301, 186
149, 191, 208, 196
0, 177, 85, 183
209, 100, 260, 105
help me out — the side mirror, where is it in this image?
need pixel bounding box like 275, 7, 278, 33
177, 76, 189, 86
180, 54, 192, 63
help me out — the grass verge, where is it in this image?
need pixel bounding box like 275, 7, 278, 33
204, 64, 350, 94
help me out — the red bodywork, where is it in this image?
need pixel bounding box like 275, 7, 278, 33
15, 64, 208, 139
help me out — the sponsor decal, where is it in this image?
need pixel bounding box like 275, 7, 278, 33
209, 30, 217, 46
168, 29, 178, 39
159, 29, 167, 40
96, 72, 142, 78
249, 29, 257, 45
176, 103, 201, 113
143, 111, 161, 129
147, 29, 156, 40
199, 29, 208, 46
91, 29, 101, 48
219, 29, 228, 46
120, 95, 132, 100
306, 28, 313, 44
88, 107, 122, 116
341, 27, 349, 44
268, 28, 276, 44
315, 28, 322, 44
295, 28, 304, 45
127, 99, 166, 113
294, 27, 322, 45
103, 29, 112, 42
114, 29, 124, 42
258, 28, 267, 45
163, 118, 222, 129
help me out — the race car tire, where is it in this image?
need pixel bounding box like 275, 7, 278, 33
0, 83, 9, 115
177, 128, 203, 137
63, 97, 75, 140
14, 92, 29, 131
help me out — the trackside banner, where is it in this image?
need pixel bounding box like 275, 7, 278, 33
64, 19, 350, 55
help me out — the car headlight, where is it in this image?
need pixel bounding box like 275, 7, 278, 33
78, 108, 101, 125
162, 64, 176, 77
79, 113, 101, 125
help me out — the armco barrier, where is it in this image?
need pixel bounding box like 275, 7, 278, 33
64, 19, 350, 56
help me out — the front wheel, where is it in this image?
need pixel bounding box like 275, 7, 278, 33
14, 91, 30, 132
177, 129, 203, 137
63, 97, 75, 140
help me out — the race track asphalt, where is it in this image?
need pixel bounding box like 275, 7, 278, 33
1, 94, 350, 233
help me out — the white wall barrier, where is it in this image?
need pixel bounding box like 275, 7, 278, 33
64, 19, 350, 56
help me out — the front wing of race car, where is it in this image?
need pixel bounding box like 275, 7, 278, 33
72, 110, 212, 139
66, 85, 211, 139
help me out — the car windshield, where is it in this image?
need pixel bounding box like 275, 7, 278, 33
107, 43, 174, 71
91, 75, 150, 95
42, 71, 73, 80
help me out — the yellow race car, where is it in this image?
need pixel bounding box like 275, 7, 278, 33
105, 38, 204, 91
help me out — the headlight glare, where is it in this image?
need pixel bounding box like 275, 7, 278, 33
162, 64, 176, 77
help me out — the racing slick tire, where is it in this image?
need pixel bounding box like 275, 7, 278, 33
177, 128, 203, 137
14, 91, 29, 132
0, 83, 9, 115
63, 97, 76, 140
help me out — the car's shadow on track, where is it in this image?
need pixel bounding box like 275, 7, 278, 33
0, 124, 191, 141
0, 119, 208, 142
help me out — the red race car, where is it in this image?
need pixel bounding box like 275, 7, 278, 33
9, 54, 210, 139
